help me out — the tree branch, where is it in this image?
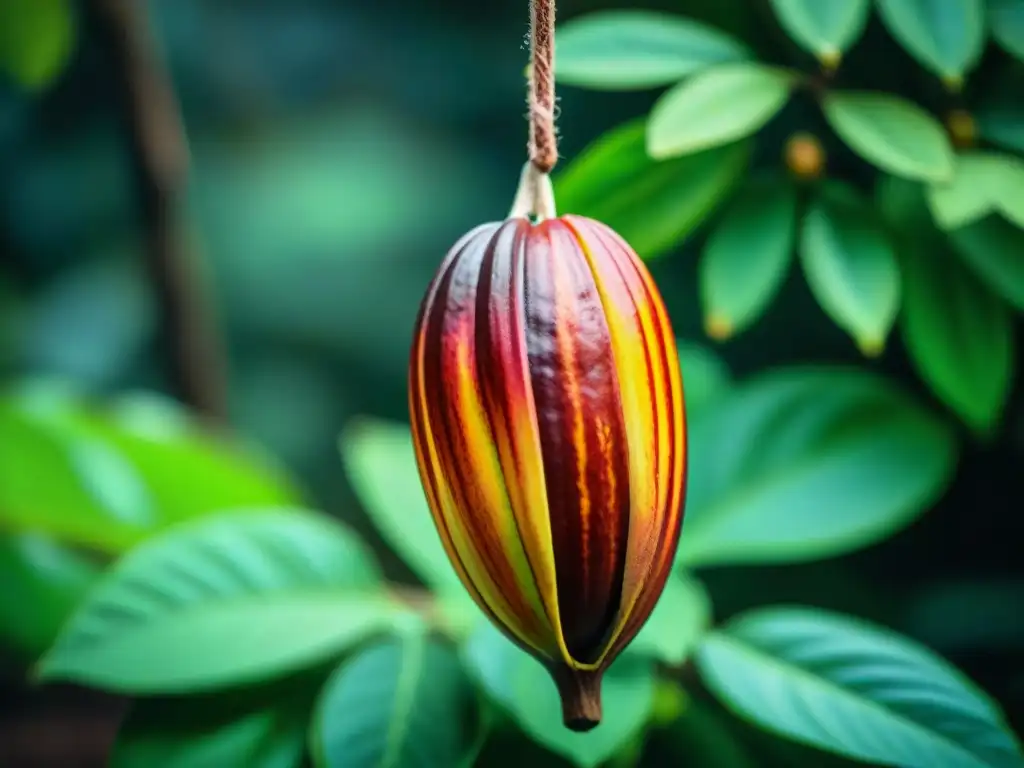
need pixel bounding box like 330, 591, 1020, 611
89, 0, 228, 425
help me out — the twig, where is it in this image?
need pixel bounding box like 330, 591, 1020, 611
89, 0, 228, 425
527, 0, 557, 174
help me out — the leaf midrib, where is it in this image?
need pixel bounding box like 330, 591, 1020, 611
704, 632, 1001, 767
379, 633, 426, 768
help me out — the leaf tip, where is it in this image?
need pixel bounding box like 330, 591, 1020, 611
856, 335, 886, 358
818, 48, 841, 72
704, 313, 734, 342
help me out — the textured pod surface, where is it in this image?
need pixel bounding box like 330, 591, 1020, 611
408, 214, 687, 730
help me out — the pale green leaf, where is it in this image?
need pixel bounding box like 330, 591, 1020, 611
949, 216, 1024, 310
768, 0, 871, 63
799, 183, 901, 354
928, 152, 1024, 229
647, 63, 796, 158
0, 390, 303, 552
875, 0, 986, 83
556, 118, 750, 260
697, 607, 1024, 768
38, 510, 396, 692
822, 91, 954, 182
677, 367, 957, 568
0, 0, 76, 89
340, 417, 463, 594
989, 0, 1024, 60
628, 574, 712, 666
311, 633, 485, 768
464, 623, 655, 768
701, 177, 798, 337
555, 10, 750, 90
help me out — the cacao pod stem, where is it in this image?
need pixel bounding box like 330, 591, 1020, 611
549, 664, 603, 732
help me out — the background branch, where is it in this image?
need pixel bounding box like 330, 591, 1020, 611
89, 0, 228, 425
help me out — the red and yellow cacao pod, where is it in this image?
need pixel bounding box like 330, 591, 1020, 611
408, 170, 687, 732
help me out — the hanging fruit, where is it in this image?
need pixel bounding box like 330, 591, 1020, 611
407, 0, 688, 733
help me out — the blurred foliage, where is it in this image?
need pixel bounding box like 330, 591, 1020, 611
2, 0, 1024, 766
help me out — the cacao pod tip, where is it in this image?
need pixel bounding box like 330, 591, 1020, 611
549, 664, 604, 732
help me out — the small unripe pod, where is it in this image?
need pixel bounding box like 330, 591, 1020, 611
408, 167, 688, 731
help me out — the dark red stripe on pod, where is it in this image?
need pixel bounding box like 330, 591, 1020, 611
523, 220, 631, 664
420, 224, 541, 640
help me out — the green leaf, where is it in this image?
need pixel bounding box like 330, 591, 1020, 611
900, 232, 1014, 435
928, 152, 1024, 229
38, 510, 397, 693
554, 10, 750, 90
339, 417, 462, 594
111, 680, 315, 768
0, 535, 99, 657
628, 574, 712, 666
311, 633, 485, 768
886, 179, 1016, 436
989, 0, 1024, 60
464, 623, 655, 768
697, 606, 1024, 768
799, 183, 901, 354
822, 91, 954, 182
556, 118, 750, 260
676, 340, 732, 412
700, 177, 798, 338
647, 63, 796, 158
949, 215, 1024, 310
768, 0, 871, 64
874, 0, 986, 84
0, 0, 76, 89
676, 367, 957, 568
0, 390, 303, 552
664, 698, 757, 767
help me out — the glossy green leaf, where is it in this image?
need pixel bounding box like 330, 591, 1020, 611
697, 606, 1024, 768
0, 535, 99, 657
799, 183, 901, 354
555, 10, 750, 90
648, 63, 796, 158
111, 681, 315, 768
822, 91, 954, 182
677, 340, 732, 412
900, 232, 1014, 435
38, 510, 397, 693
989, 0, 1024, 60
0, 0, 76, 89
950, 216, 1024, 310
0, 389, 303, 552
628, 574, 712, 666
339, 417, 462, 594
700, 177, 798, 338
928, 152, 1024, 229
768, 0, 871, 63
464, 623, 655, 768
677, 367, 957, 568
556, 118, 750, 260
875, 0, 986, 84
311, 632, 485, 768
